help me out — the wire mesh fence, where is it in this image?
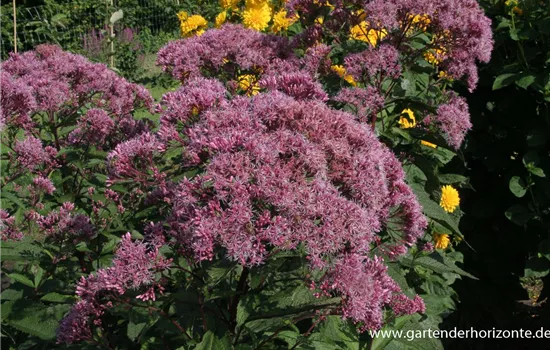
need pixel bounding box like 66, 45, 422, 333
1, 0, 183, 59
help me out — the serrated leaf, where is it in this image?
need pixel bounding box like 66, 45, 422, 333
40, 293, 76, 303
438, 174, 468, 185
2, 301, 70, 340
195, 331, 231, 350
8, 273, 35, 288
401, 254, 477, 279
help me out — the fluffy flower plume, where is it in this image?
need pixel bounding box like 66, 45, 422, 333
1, 210, 23, 241
287, 0, 493, 91
330, 254, 424, 330
57, 233, 172, 344
1, 44, 153, 145
433, 92, 472, 149
153, 79, 428, 330
35, 202, 95, 243
157, 24, 293, 81
107, 133, 165, 183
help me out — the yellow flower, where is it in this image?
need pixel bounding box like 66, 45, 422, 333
440, 185, 460, 213
271, 9, 298, 33
438, 70, 453, 81
512, 6, 523, 15
315, 16, 324, 25
424, 47, 446, 65
331, 65, 357, 86
238, 74, 261, 95
220, 0, 240, 9
179, 14, 208, 37
177, 11, 188, 22
349, 22, 387, 47
398, 108, 416, 129
505, 0, 518, 6
242, 1, 272, 31
433, 233, 451, 250
421, 140, 437, 148
215, 11, 227, 28
409, 13, 431, 32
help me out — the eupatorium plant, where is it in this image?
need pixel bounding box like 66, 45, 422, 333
1, 0, 493, 347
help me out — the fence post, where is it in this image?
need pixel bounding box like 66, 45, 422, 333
12, 0, 17, 53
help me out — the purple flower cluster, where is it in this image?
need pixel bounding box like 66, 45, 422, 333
430, 92, 472, 149
0, 210, 23, 241
57, 233, 172, 344
344, 44, 402, 86
287, 0, 493, 91
35, 202, 95, 243
157, 24, 294, 81
14, 136, 58, 173
1, 44, 153, 146
106, 132, 166, 184
329, 253, 424, 330
148, 79, 427, 328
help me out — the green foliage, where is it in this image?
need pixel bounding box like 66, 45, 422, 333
442, 0, 550, 347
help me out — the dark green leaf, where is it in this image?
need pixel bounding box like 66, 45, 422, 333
493, 73, 518, 90
509, 176, 527, 197
505, 205, 532, 226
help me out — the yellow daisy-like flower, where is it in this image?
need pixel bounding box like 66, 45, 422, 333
179, 14, 208, 37
433, 233, 451, 250
398, 108, 416, 129
409, 13, 431, 32
177, 11, 188, 22
349, 21, 387, 47
424, 46, 447, 65
242, 1, 272, 31
238, 74, 261, 95
420, 140, 437, 148
271, 9, 298, 33
440, 185, 460, 213
330, 65, 357, 86
438, 70, 454, 81
220, 0, 240, 9
215, 11, 227, 28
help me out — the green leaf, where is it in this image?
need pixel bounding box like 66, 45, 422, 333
493, 73, 518, 90
40, 293, 76, 303
515, 74, 536, 89
525, 257, 549, 278
438, 174, 468, 185
317, 316, 358, 350
509, 176, 527, 197
401, 254, 477, 279
8, 273, 35, 288
0, 191, 26, 210
505, 205, 532, 226
370, 315, 413, 350
1, 288, 24, 301
538, 240, 550, 262
128, 320, 147, 342
195, 331, 231, 350
529, 167, 546, 178
32, 265, 45, 288
2, 301, 70, 340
